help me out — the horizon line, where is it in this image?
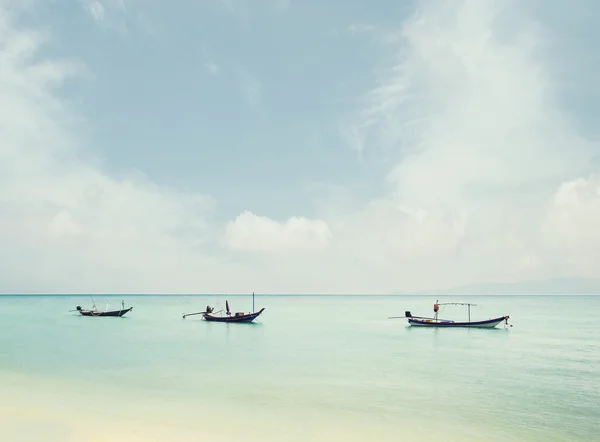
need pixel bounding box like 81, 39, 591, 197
0, 293, 598, 297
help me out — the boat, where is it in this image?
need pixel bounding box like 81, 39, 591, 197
203, 305, 265, 323
74, 299, 133, 317
182, 293, 265, 323
399, 300, 510, 328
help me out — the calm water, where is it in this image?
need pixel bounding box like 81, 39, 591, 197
1, 294, 599, 441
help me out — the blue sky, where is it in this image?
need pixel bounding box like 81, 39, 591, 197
1, 0, 600, 294
34, 0, 412, 221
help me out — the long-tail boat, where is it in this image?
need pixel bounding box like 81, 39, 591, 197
392, 300, 509, 328
182, 292, 265, 323
74, 299, 133, 317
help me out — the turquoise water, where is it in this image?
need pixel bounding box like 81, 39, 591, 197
1, 295, 599, 441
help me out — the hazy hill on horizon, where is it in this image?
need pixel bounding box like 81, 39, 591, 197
407, 277, 600, 295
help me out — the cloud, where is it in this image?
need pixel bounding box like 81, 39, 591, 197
337, 0, 600, 290
541, 175, 600, 276
83, 0, 161, 37
236, 67, 261, 109
0, 3, 236, 293
354, 1, 595, 203
243, 79, 261, 109
85, 1, 105, 23
204, 62, 220, 74
84, 0, 127, 24
222, 210, 332, 252
1, 0, 599, 294
201, 47, 220, 75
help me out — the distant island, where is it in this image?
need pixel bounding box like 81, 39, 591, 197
409, 277, 600, 295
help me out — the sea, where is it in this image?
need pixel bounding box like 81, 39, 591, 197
1, 294, 599, 442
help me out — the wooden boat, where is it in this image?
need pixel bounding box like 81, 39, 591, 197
182, 293, 265, 323
406, 314, 509, 328
203, 306, 265, 323
76, 306, 133, 317
399, 301, 510, 328
75, 299, 133, 317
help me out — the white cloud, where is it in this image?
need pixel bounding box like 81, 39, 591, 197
541, 175, 600, 276
83, 0, 141, 34
0, 4, 239, 293
48, 210, 83, 237
222, 210, 332, 252
337, 0, 600, 291
86, 1, 105, 23
84, 0, 128, 23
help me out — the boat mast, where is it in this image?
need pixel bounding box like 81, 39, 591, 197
252, 291, 255, 312
437, 302, 477, 322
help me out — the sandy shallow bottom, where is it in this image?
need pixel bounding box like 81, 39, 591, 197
0, 403, 418, 442
0, 371, 507, 442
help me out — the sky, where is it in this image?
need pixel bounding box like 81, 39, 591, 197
1, 0, 600, 294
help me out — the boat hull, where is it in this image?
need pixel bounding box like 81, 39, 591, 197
408, 315, 508, 328
203, 308, 265, 323
78, 307, 133, 317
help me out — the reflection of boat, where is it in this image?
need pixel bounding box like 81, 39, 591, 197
75, 299, 133, 317
403, 301, 509, 328
182, 293, 265, 323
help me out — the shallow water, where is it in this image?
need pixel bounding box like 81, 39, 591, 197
1, 294, 599, 441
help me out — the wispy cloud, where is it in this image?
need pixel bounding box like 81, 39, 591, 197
0, 3, 238, 293
201, 47, 220, 75
83, 0, 161, 37
204, 62, 220, 74
243, 79, 261, 109
335, 0, 600, 290
84, 0, 127, 22
85, 1, 105, 23
83, 0, 126, 32
236, 67, 261, 110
